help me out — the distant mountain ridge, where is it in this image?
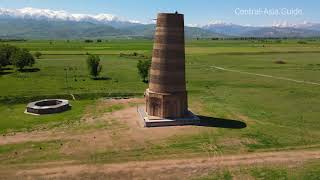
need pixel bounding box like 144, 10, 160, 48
201, 21, 320, 37
0, 7, 320, 39
0, 18, 224, 39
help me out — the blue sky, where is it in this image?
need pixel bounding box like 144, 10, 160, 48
0, 0, 319, 25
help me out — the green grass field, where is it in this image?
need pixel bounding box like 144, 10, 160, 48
198, 160, 320, 180
0, 39, 320, 179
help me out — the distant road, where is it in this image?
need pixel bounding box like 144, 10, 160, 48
13, 149, 320, 179
211, 65, 320, 86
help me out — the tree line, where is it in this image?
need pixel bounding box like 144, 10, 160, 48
1, 43, 151, 83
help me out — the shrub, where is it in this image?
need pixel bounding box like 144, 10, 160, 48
275, 40, 282, 43
11, 48, 35, 70
86, 55, 102, 78
274, 60, 287, 64
85, 39, 94, 43
297, 41, 307, 44
137, 59, 151, 83
34, 51, 42, 59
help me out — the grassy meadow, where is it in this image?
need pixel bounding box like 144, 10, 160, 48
0, 39, 320, 178
197, 160, 320, 180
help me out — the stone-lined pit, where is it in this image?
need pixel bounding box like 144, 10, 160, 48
26, 99, 71, 115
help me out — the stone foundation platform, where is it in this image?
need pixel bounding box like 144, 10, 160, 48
137, 106, 200, 127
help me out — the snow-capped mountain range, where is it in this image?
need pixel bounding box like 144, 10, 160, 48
0, 7, 320, 39
0, 7, 141, 27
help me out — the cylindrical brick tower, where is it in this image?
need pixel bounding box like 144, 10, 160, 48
145, 12, 188, 118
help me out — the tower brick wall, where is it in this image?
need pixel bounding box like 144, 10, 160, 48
145, 13, 188, 118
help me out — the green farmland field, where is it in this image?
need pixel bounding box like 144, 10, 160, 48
0, 39, 320, 179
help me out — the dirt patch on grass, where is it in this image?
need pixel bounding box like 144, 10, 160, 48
59, 131, 115, 155
85, 105, 203, 150
219, 138, 257, 148
0, 98, 202, 151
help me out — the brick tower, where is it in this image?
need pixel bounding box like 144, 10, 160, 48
145, 12, 188, 118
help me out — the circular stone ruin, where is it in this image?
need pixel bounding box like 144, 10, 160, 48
25, 99, 71, 115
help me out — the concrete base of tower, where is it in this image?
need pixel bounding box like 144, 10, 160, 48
137, 106, 200, 127
145, 89, 188, 118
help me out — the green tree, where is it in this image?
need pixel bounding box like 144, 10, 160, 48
11, 48, 35, 70
0, 51, 5, 70
86, 54, 102, 78
34, 51, 42, 59
0, 44, 18, 69
137, 59, 151, 83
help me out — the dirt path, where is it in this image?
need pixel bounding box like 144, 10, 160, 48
211, 65, 320, 86
9, 149, 320, 179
